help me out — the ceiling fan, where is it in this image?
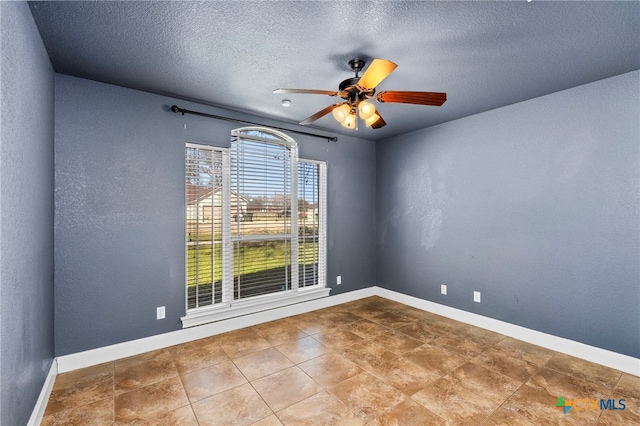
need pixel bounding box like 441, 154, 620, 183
274, 58, 446, 130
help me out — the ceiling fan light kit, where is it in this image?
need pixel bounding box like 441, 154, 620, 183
274, 58, 447, 130
358, 100, 376, 120
365, 112, 381, 127
332, 103, 352, 122
341, 110, 357, 128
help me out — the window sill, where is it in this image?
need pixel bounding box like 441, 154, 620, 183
181, 286, 331, 328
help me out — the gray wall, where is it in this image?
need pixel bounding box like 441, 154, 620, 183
0, 2, 55, 425
54, 75, 376, 356
376, 71, 640, 358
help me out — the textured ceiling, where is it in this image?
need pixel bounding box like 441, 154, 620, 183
29, 1, 639, 141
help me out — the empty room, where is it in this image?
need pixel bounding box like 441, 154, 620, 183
1, 1, 638, 425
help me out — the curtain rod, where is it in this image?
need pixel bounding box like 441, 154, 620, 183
171, 105, 338, 143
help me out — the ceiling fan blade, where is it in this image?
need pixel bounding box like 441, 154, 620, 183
357, 59, 398, 90
299, 103, 345, 125
375, 91, 447, 106
273, 88, 338, 96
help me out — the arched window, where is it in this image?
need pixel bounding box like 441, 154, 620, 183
183, 127, 327, 327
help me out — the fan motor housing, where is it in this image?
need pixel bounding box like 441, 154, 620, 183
338, 77, 360, 92
338, 77, 375, 102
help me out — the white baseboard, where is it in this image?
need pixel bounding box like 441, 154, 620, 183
374, 286, 640, 377
27, 358, 57, 426
56, 287, 374, 373
55, 285, 638, 377
181, 287, 331, 328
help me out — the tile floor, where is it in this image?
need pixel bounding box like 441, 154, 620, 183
42, 296, 639, 425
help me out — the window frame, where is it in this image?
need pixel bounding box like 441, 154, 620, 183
182, 128, 329, 328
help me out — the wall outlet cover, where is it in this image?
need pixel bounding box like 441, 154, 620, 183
441, 285, 447, 295
473, 291, 481, 303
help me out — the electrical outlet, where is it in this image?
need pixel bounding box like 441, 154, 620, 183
473, 291, 481, 303
337, 275, 342, 285
157, 306, 165, 319
441, 284, 447, 295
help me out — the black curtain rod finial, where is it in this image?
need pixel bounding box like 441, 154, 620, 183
170, 104, 337, 143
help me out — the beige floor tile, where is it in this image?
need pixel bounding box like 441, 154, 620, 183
374, 328, 423, 355
252, 366, 323, 412
472, 346, 541, 383
430, 332, 488, 358
494, 337, 556, 366
168, 338, 230, 374
251, 414, 284, 426
367, 310, 414, 329
141, 405, 199, 426
345, 308, 384, 321
348, 319, 391, 340
289, 314, 336, 335
482, 406, 540, 426
310, 328, 364, 350
298, 353, 362, 388
501, 383, 601, 425
45, 365, 114, 416
473, 337, 554, 383
192, 383, 273, 426
395, 321, 444, 343
597, 392, 639, 425
215, 327, 255, 343
319, 311, 364, 326
339, 339, 397, 371
362, 297, 398, 310
41, 397, 113, 426
450, 362, 522, 402
412, 362, 521, 425
368, 356, 441, 396
114, 349, 178, 395
52, 362, 114, 390
367, 397, 446, 426
452, 324, 506, 346
546, 353, 622, 391
343, 303, 388, 320
218, 328, 273, 359
275, 335, 328, 364
276, 391, 363, 426
114, 349, 165, 368
326, 299, 365, 311
329, 371, 406, 423
375, 300, 410, 311
392, 305, 434, 320
180, 359, 247, 402
402, 343, 468, 377
614, 373, 640, 399
412, 377, 495, 425
234, 346, 294, 380
417, 314, 464, 334
251, 318, 293, 331
253, 320, 309, 346
527, 367, 614, 400
114, 376, 189, 424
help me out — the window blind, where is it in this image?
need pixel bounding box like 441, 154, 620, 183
230, 132, 298, 300
183, 128, 327, 327
185, 144, 226, 309
298, 160, 326, 288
